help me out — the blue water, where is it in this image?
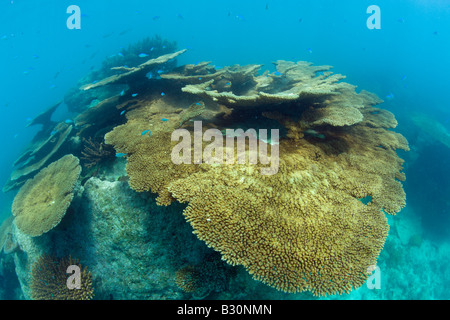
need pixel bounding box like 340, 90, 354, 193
1, 0, 449, 300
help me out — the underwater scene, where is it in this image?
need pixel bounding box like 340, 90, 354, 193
0, 0, 449, 302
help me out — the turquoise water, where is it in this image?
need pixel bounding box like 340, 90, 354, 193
0, 0, 449, 300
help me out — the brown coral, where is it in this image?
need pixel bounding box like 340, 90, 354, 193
12, 154, 81, 237
8, 122, 73, 183
104, 57, 408, 296
80, 49, 187, 91
105, 98, 207, 205
167, 109, 407, 296
30, 255, 94, 300
80, 137, 115, 168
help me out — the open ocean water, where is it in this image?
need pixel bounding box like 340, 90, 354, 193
0, 0, 449, 303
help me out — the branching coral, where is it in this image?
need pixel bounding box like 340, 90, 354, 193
30, 255, 93, 300
12, 154, 81, 237
80, 137, 115, 168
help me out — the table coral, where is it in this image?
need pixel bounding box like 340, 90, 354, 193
12, 154, 81, 237
102, 54, 408, 297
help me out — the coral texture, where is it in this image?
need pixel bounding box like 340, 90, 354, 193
12, 154, 81, 237
104, 55, 408, 296
30, 255, 93, 300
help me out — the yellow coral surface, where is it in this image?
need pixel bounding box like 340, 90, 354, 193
12, 154, 81, 237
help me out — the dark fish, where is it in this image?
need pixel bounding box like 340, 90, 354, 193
176, 13, 184, 19
265, 3, 269, 10
152, 15, 160, 21
119, 28, 132, 36
53, 71, 60, 79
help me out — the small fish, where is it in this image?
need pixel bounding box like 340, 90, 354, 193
117, 52, 124, 57
195, 103, 202, 106
115, 153, 127, 158
32, 54, 39, 59
235, 15, 245, 20
120, 110, 126, 116
225, 82, 232, 86
64, 119, 74, 124
198, 77, 202, 80
433, 31, 438, 35
120, 90, 125, 96
398, 18, 405, 23
138, 53, 149, 58
273, 71, 282, 76
161, 92, 165, 96
157, 69, 164, 74
150, 47, 154, 51
386, 93, 395, 99
132, 93, 138, 97
141, 130, 150, 136
146, 72, 153, 79
176, 13, 184, 19
152, 15, 161, 21
401, 75, 407, 80
307, 48, 313, 54
298, 18, 303, 23
161, 118, 169, 122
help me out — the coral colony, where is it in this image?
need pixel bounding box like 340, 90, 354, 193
1, 37, 408, 299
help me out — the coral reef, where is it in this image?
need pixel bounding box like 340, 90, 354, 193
2, 44, 410, 299
12, 154, 81, 237
104, 53, 408, 296
30, 255, 93, 300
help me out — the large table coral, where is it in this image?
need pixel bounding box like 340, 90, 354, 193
104, 53, 409, 296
